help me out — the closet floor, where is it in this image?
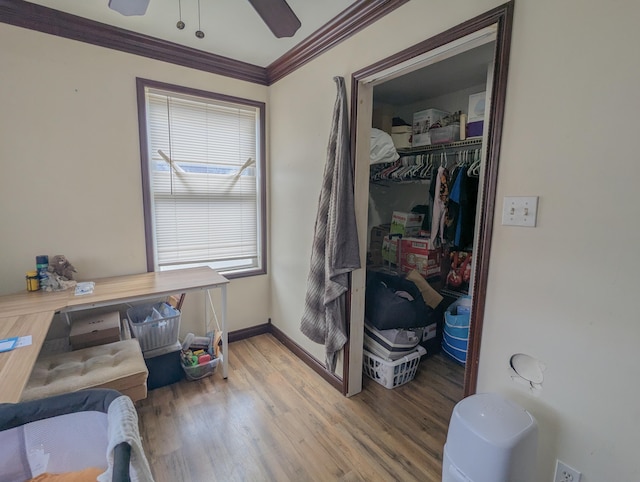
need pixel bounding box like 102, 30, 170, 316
136, 334, 464, 482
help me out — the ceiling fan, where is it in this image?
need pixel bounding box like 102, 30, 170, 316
108, 0, 302, 38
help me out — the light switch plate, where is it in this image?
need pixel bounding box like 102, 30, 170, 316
502, 196, 538, 227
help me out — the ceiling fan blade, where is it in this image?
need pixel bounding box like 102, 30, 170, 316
247, 0, 301, 38
108, 0, 150, 16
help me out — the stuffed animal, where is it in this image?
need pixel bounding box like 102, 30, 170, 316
48, 255, 77, 281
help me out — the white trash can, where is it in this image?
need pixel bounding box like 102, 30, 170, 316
442, 393, 538, 482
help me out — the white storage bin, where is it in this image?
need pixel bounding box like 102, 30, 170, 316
443, 393, 538, 482
412, 108, 450, 147
127, 302, 181, 352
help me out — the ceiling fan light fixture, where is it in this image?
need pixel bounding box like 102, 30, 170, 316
194, 0, 204, 39
108, 0, 150, 16
176, 0, 185, 30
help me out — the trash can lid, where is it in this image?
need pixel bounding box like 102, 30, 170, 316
453, 393, 536, 445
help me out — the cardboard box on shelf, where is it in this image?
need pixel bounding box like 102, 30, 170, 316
381, 236, 399, 264
70, 311, 121, 350
390, 212, 424, 237
370, 224, 390, 251
399, 237, 442, 278
412, 108, 450, 147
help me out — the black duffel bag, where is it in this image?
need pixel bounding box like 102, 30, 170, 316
365, 270, 432, 330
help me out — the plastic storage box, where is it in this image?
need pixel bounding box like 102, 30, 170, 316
363, 345, 426, 389
443, 393, 538, 482
127, 302, 181, 352
429, 124, 461, 144
182, 355, 221, 381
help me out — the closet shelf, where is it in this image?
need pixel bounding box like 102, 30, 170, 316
397, 137, 482, 156
370, 137, 483, 183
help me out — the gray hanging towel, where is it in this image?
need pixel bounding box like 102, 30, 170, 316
300, 76, 361, 373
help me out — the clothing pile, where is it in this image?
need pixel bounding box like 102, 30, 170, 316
364, 269, 445, 361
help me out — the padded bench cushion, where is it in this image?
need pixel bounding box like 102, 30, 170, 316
21, 340, 148, 403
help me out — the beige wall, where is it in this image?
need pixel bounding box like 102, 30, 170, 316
269, 0, 640, 480
4, 0, 640, 479
0, 24, 270, 334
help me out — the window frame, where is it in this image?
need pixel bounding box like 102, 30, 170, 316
136, 77, 267, 279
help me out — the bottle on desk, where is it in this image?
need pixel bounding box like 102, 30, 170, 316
36, 255, 49, 291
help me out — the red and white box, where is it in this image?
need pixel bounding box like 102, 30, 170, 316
399, 237, 442, 278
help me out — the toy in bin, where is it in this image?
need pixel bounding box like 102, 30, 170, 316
180, 332, 221, 381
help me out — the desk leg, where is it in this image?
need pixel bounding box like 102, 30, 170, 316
221, 284, 228, 379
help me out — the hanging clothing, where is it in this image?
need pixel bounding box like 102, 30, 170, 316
430, 165, 449, 247
445, 166, 462, 242
300, 76, 361, 373
458, 174, 479, 248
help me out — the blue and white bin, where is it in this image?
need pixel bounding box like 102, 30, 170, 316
442, 296, 471, 364
443, 393, 538, 482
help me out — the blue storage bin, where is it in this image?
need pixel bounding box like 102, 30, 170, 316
442, 296, 471, 365
442, 338, 467, 364
444, 296, 471, 338
444, 316, 470, 338
443, 330, 468, 351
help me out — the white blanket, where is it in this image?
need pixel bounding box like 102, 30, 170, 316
98, 395, 154, 482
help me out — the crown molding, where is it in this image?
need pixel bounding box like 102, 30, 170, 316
266, 0, 409, 84
0, 0, 407, 86
0, 0, 269, 85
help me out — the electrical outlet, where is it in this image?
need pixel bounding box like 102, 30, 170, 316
554, 460, 581, 482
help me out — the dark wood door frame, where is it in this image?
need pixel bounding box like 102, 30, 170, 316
350, 2, 514, 397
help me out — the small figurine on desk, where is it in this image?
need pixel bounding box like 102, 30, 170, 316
44, 254, 78, 292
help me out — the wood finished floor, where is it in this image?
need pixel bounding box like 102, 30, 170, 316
136, 334, 464, 482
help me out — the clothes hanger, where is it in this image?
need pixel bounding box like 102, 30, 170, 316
467, 148, 481, 177
377, 159, 401, 180
407, 154, 425, 179
419, 153, 433, 179
392, 158, 410, 179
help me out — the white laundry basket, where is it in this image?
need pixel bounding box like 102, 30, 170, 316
443, 393, 538, 482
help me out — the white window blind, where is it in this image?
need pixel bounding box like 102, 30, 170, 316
144, 88, 262, 273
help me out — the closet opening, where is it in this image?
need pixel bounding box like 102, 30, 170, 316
346, 2, 514, 397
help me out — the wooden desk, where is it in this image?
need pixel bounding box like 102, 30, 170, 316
0, 267, 229, 403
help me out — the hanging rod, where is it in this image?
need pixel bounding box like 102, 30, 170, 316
397, 137, 482, 155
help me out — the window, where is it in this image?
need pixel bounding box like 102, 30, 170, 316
136, 78, 266, 277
